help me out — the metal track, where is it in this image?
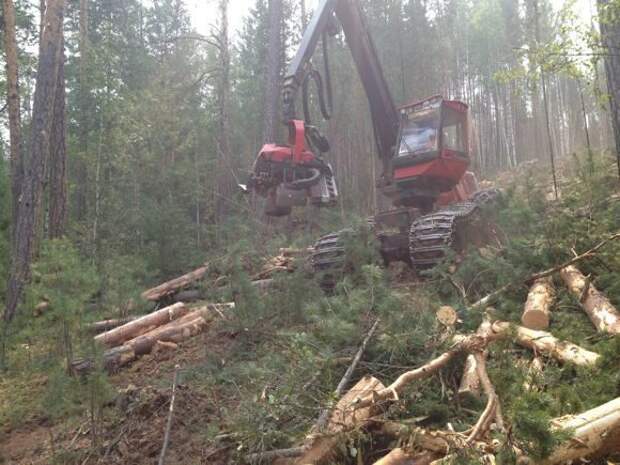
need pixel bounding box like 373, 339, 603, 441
408, 202, 479, 270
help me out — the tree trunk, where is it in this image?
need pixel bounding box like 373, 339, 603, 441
491, 322, 600, 366
263, 0, 283, 143
521, 276, 555, 330
4, 0, 66, 323
215, 0, 232, 219
94, 302, 190, 347
2, 0, 22, 230
295, 376, 386, 465
75, 0, 89, 220
597, 0, 620, 177
48, 35, 68, 239
559, 265, 620, 334
141, 265, 209, 302
538, 396, 620, 465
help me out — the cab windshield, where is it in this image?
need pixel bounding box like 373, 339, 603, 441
398, 108, 440, 156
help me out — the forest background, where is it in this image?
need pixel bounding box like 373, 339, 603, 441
0, 0, 619, 331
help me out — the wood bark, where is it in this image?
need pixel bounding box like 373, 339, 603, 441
457, 354, 481, 400
48, 34, 68, 239
94, 302, 189, 347
87, 317, 137, 334
4, 0, 66, 323
75, 304, 232, 374
537, 397, 620, 465
75, 0, 88, 220
295, 376, 386, 465
263, 0, 283, 143
559, 265, 620, 335
597, 0, 620, 177
2, 0, 22, 228
491, 322, 600, 366
372, 449, 438, 465
521, 276, 555, 330
141, 265, 208, 301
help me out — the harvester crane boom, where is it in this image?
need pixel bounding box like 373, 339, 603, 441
282, 0, 399, 175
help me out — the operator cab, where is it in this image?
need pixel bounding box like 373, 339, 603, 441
390, 96, 471, 207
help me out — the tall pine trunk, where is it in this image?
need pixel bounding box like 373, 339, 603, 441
597, 0, 620, 177
4, 0, 66, 323
48, 36, 68, 239
2, 0, 22, 231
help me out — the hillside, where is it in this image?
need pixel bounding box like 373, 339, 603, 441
2, 155, 619, 465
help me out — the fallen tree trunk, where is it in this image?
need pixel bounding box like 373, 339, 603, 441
536, 397, 620, 465
559, 265, 620, 335
491, 322, 600, 366
521, 277, 555, 330
141, 265, 208, 302
94, 302, 189, 348
87, 317, 137, 334
295, 375, 385, 465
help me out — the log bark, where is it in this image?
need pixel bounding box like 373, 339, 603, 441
87, 317, 136, 334
94, 302, 189, 347
141, 266, 208, 302
457, 354, 481, 401
521, 277, 555, 330
559, 265, 620, 335
4, 0, 66, 323
372, 449, 438, 465
295, 376, 386, 465
537, 397, 620, 465
2, 0, 22, 228
74, 304, 232, 374
491, 322, 600, 366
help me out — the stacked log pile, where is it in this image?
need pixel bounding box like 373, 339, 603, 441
72, 302, 234, 374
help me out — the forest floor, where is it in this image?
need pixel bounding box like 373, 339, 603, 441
2, 154, 620, 465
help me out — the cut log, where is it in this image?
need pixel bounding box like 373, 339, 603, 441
457, 318, 492, 402
523, 357, 543, 392
535, 397, 620, 465
436, 306, 458, 327
73, 303, 233, 374
491, 322, 600, 366
521, 277, 555, 330
141, 265, 208, 302
126, 303, 234, 356
295, 375, 385, 465
458, 354, 481, 401
559, 265, 620, 335
87, 317, 136, 334
94, 302, 189, 348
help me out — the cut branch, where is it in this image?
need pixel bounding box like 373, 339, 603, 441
158, 365, 180, 465
314, 318, 380, 432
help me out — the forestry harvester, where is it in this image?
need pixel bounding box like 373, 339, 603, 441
246, 0, 500, 272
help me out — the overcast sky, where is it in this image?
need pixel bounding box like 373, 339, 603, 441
186, 0, 593, 37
